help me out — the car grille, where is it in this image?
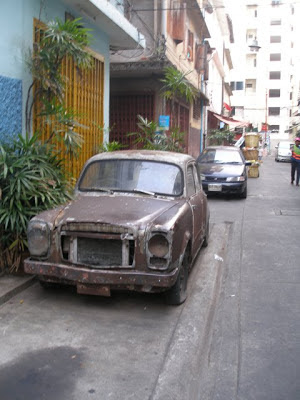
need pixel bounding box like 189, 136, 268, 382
60, 223, 135, 268
205, 176, 227, 182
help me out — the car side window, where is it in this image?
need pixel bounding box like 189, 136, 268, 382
192, 164, 201, 190
187, 165, 196, 197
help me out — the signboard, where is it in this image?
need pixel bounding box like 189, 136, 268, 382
159, 115, 170, 130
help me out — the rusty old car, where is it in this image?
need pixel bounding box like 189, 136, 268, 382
24, 150, 209, 305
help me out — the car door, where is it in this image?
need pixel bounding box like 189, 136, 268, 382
186, 163, 204, 254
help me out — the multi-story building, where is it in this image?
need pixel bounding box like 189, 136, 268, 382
110, 0, 235, 157
229, 0, 300, 143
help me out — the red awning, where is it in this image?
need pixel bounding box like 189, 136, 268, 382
213, 113, 250, 128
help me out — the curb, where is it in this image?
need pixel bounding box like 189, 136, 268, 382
0, 275, 36, 306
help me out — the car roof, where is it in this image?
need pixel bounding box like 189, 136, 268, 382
85, 150, 195, 167
203, 146, 241, 151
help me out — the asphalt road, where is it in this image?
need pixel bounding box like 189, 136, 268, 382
0, 154, 299, 400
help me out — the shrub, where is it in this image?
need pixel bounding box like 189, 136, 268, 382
128, 115, 185, 152
0, 133, 72, 273
207, 129, 235, 145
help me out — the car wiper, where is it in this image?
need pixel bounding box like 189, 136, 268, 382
87, 187, 114, 193
133, 188, 156, 196
221, 161, 242, 164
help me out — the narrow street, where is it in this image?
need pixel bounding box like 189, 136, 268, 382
0, 153, 299, 400
202, 153, 300, 400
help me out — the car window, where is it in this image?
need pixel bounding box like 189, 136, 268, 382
79, 159, 184, 196
198, 149, 243, 164
186, 165, 196, 197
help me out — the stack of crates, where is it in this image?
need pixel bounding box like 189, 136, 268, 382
242, 133, 260, 178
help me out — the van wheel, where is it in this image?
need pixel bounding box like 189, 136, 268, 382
165, 252, 189, 305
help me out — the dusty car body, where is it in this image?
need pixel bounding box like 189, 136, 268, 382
24, 150, 209, 305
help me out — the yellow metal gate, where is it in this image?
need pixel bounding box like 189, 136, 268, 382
33, 19, 104, 180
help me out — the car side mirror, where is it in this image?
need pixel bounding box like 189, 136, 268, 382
275, 145, 278, 149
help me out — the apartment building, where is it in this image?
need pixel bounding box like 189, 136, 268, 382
229, 0, 300, 141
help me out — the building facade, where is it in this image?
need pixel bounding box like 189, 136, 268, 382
229, 0, 300, 142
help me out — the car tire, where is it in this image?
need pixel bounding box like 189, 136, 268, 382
240, 185, 247, 199
39, 279, 58, 289
165, 251, 189, 306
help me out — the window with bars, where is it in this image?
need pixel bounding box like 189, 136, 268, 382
269, 71, 281, 79
270, 53, 281, 61
270, 36, 281, 43
270, 19, 281, 25
187, 30, 194, 61
269, 89, 280, 97
268, 107, 280, 116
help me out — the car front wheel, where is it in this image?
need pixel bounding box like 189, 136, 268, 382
165, 251, 189, 305
240, 185, 247, 199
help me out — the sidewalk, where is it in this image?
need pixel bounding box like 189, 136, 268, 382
0, 274, 36, 306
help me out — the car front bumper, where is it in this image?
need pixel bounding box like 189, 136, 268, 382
202, 181, 246, 195
24, 258, 179, 294
276, 155, 291, 162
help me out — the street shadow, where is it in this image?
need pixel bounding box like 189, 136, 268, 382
0, 346, 86, 400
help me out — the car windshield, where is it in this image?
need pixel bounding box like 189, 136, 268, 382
198, 149, 243, 164
78, 159, 183, 196
278, 142, 293, 149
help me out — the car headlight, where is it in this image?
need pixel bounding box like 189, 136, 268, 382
148, 234, 169, 257
27, 220, 50, 257
147, 233, 171, 270
226, 176, 246, 182
200, 174, 206, 180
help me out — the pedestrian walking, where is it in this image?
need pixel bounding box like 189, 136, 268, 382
258, 144, 263, 161
291, 137, 300, 186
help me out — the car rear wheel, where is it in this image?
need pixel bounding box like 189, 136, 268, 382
39, 279, 58, 289
165, 251, 189, 305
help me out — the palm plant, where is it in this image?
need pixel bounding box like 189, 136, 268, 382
128, 115, 185, 152
25, 18, 92, 153
160, 66, 197, 125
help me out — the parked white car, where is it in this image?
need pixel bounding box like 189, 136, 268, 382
274, 142, 294, 162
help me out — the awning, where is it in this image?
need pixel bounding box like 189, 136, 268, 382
213, 113, 250, 128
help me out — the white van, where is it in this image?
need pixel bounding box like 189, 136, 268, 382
274, 141, 294, 162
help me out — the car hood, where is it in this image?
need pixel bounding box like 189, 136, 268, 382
199, 163, 245, 177
51, 194, 183, 230
278, 149, 292, 156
